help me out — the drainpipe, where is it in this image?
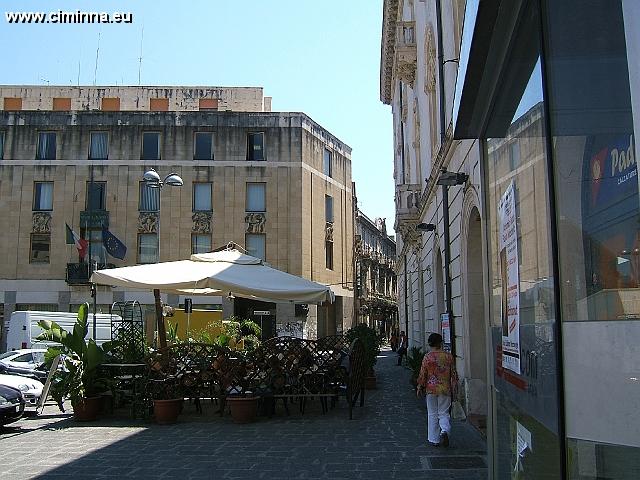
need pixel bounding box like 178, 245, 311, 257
403, 255, 409, 344
436, 0, 447, 144
442, 184, 455, 358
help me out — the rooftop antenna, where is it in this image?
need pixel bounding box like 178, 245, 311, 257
93, 31, 101, 86
138, 26, 144, 86
77, 60, 80, 86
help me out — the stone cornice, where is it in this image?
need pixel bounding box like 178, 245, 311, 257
380, 0, 399, 105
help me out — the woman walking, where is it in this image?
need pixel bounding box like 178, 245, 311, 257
416, 333, 458, 447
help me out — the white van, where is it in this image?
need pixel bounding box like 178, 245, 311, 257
5, 311, 119, 352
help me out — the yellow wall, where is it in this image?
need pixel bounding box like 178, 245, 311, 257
168, 309, 223, 339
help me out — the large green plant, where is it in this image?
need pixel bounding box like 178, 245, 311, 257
345, 323, 383, 374
37, 303, 111, 411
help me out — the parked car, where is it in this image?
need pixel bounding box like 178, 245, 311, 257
0, 349, 47, 381
0, 374, 44, 411
0, 384, 25, 426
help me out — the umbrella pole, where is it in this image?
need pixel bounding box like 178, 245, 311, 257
154, 288, 167, 349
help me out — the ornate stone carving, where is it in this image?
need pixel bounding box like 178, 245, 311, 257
138, 212, 158, 233
424, 26, 437, 94
325, 222, 334, 242
245, 213, 265, 233
192, 212, 212, 234
32, 212, 51, 233
397, 222, 420, 251
354, 234, 363, 255
396, 62, 416, 88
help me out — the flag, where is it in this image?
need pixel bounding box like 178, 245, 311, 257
102, 226, 127, 260
65, 223, 88, 259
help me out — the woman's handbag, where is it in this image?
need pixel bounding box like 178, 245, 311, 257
451, 399, 466, 421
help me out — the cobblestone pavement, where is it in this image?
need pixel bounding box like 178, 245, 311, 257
0, 348, 487, 479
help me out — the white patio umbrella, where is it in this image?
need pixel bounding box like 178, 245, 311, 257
90, 247, 334, 348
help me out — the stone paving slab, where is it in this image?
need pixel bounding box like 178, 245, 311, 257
0, 347, 487, 479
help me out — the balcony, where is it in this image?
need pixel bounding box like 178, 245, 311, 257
66, 262, 115, 285
395, 183, 421, 224
80, 210, 109, 229
395, 21, 417, 87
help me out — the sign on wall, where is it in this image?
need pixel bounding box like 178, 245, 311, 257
440, 312, 451, 347
499, 181, 521, 374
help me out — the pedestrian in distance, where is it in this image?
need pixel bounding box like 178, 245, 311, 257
416, 333, 458, 447
396, 331, 407, 366
390, 332, 398, 352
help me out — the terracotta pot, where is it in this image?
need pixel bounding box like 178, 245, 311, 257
72, 396, 103, 421
365, 375, 377, 390
227, 396, 259, 424
154, 399, 183, 425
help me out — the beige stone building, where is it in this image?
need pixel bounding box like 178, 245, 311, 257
0, 86, 354, 348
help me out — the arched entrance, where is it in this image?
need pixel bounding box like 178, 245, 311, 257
463, 205, 488, 420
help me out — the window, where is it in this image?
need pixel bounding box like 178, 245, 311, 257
101, 97, 120, 111
3, 97, 22, 110
12, 353, 33, 363
0, 132, 4, 159
33, 182, 53, 211
325, 240, 333, 270
191, 234, 211, 254
149, 98, 169, 111
246, 183, 266, 212
86, 182, 106, 210
193, 183, 212, 212
139, 182, 159, 211
138, 233, 158, 264
83, 228, 106, 264
323, 148, 333, 177
52, 98, 71, 111
89, 132, 108, 160
199, 98, 218, 111
247, 132, 265, 161
509, 141, 520, 170
36, 132, 56, 160
194, 132, 214, 160
30, 233, 50, 263
325, 195, 334, 222
246, 233, 265, 260
141, 132, 160, 160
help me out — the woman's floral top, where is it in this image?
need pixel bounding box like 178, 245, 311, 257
417, 350, 458, 396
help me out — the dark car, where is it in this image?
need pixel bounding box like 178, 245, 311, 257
0, 384, 25, 426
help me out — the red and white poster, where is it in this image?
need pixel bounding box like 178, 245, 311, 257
499, 181, 521, 374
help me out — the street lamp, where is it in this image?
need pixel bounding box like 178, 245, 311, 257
142, 168, 183, 349
435, 169, 468, 358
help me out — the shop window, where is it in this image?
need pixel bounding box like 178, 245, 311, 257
139, 182, 159, 212
30, 234, 50, 263
138, 233, 158, 264
89, 132, 108, 160
247, 132, 265, 161
33, 182, 53, 211
191, 234, 211, 254
246, 233, 265, 260
246, 183, 266, 212
193, 183, 212, 212
36, 132, 56, 160
141, 132, 160, 160
194, 132, 214, 160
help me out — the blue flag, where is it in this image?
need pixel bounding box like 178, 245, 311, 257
102, 226, 127, 260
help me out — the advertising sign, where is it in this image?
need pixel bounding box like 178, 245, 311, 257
440, 313, 451, 346
499, 181, 521, 374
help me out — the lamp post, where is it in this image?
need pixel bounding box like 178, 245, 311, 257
436, 170, 468, 359
142, 168, 183, 349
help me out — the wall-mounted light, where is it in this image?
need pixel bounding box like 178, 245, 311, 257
436, 170, 468, 186
416, 223, 436, 232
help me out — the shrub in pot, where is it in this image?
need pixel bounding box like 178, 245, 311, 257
345, 324, 383, 388
37, 303, 111, 421
226, 393, 259, 424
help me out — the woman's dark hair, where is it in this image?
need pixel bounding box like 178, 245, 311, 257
428, 333, 443, 347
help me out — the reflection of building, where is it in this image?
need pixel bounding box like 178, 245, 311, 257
382, 0, 639, 477
0, 86, 354, 348
354, 209, 397, 334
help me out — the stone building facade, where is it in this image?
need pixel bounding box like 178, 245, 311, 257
354, 211, 397, 334
0, 86, 353, 348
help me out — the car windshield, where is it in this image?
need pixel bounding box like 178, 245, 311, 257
0, 351, 15, 360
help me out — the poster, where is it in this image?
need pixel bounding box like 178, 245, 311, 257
499, 181, 521, 374
440, 313, 451, 345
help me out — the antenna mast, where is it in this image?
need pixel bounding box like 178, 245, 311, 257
93, 31, 101, 85
138, 26, 144, 86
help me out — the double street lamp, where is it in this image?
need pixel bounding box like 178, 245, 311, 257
142, 168, 183, 349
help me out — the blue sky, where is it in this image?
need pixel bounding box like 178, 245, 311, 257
1, 0, 395, 233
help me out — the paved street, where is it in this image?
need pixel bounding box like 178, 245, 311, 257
0, 348, 487, 479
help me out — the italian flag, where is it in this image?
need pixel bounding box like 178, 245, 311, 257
65, 223, 88, 259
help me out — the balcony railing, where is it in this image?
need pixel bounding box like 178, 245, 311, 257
66, 262, 115, 285
395, 183, 421, 224
395, 21, 417, 86
79, 210, 109, 229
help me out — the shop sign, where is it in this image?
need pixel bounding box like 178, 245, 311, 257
499, 181, 521, 374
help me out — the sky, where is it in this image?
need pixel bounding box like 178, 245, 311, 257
0, 0, 395, 233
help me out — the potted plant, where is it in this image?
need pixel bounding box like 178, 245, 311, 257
151, 378, 183, 425
345, 323, 383, 389
38, 303, 111, 421
226, 393, 259, 424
